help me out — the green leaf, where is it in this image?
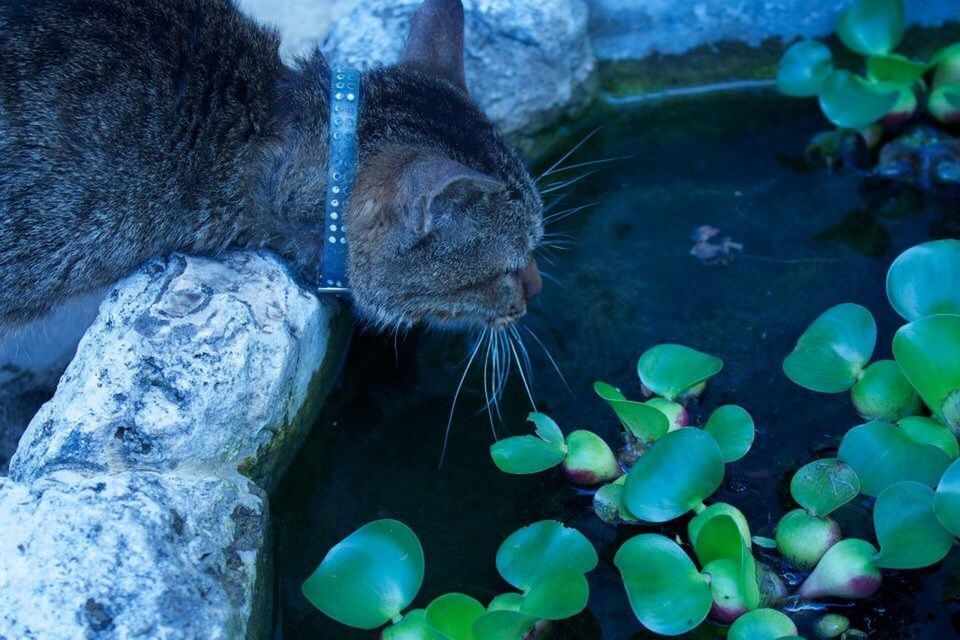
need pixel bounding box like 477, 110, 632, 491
645, 397, 689, 431
527, 412, 564, 445
815, 613, 850, 639
637, 344, 723, 401
836, 0, 905, 56
933, 43, 960, 85
615, 534, 713, 636
728, 609, 798, 640
898, 416, 959, 459
850, 360, 921, 422
425, 594, 485, 640
495, 521, 597, 592
783, 303, 876, 393
797, 539, 882, 599
594, 381, 670, 442
790, 458, 860, 517
866, 53, 929, 84
561, 430, 622, 485
838, 421, 952, 496
893, 314, 960, 430
623, 428, 726, 523
490, 436, 566, 475
302, 519, 425, 630
703, 405, 755, 462
383, 610, 449, 640
593, 476, 640, 525
934, 458, 960, 536
929, 83, 960, 124
688, 503, 752, 551
886, 239, 960, 321
692, 513, 748, 567
775, 509, 842, 570
818, 70, 900, 129
471, 611, 537, 640
873, 481, 955, 569
486, 593, 523, 612
777, 39, 834, 97
519, 570, 589, 620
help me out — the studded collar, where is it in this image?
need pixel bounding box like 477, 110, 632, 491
317, 66, 361, 295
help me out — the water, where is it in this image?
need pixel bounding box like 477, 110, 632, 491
272, 89, 960, 639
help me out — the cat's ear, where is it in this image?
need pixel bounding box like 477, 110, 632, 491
399, 157, 502, 235
403, 0, 467, 90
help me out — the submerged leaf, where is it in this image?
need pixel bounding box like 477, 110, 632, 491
615, 534, 713, 636
790, 458, 860, 517
302, 519, 425, 630
637, 344, 723, 401
703, 405, 755, 462
873, 481, 955, 569
838, 421, 952, 496
688, 503, 752, 551
692, 513, 748, 567
495, 521, 597, 592
886, 239, 960, 321
836, 0, 905, 56
623, 428, 725, 522
818, 70, 900, 129
783, 303, 877, 393
929, 84, 960, 124
777, 39, 834, 97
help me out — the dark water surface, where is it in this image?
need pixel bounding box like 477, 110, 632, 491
273, 90, 960, 639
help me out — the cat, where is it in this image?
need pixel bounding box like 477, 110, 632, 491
0, 0, 543, 338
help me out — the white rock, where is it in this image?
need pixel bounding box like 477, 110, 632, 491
0, 471, 268, 640
322, 0, 597, 140
237, 0, 362, 61
10, 251, 349, 489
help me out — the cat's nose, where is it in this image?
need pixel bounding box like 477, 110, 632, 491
518, 258, 541, 301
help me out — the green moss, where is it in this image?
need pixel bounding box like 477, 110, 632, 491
238, 302, 353, 493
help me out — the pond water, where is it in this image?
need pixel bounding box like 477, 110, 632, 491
272, 89, 960, 639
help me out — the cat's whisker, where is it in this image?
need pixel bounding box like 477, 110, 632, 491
439, 331, 485, 469
539, 169, 598, 196
507, 329, 537, 411
523, 325, 573, 397
509, 325, 535, 392
538, 270, 566, 289
481, 329, 498, 439
543, 201, 598, 225
536, 125, 605, 183
540, 193, 569, 217
540, 154, 633, 180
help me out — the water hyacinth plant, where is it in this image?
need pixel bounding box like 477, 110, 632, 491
302, 239, 960, 638
776, 0, 960, 169
302, 519, 596, 639
776, 238, 960, 600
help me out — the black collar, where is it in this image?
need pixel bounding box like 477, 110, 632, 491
317, 66, 361, 296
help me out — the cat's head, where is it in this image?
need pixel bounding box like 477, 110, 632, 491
346, 0, 543, 331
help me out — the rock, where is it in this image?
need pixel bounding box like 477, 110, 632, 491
587, 0, 957, 61
0, 471, 269, 640
237, 0, 362, 61
876, 127, 960, 189
1, 287, 108, 474
10, 251, 350, 490
322, 0, 597, 141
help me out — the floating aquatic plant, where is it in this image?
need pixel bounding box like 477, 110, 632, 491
776, 0, 960, 169
303, 519, 595, 639
489, 412, 621, 484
